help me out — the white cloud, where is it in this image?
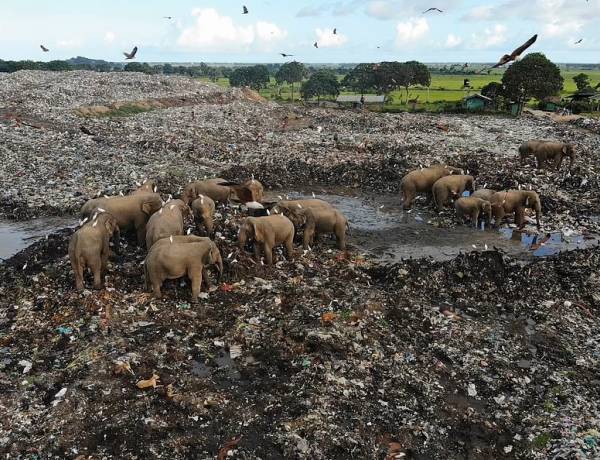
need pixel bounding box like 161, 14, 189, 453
462, 6, 493, 21
56, 39, 82, 49
315, 28, 348, 48
544, 19, 583, 38
470, 24, 508, 49
367, 1, 396, 19
296, 5, 321, 17
177, 8, 286, 52
395, 18, 429, 46
445, 34, 463, 48
104, 31, 116, 44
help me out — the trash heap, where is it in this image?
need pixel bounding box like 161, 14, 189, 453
0, 71, 599, 459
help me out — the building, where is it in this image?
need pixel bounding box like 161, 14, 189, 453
463, 94, 493, 112
336, 95, 385, 109
540, 96, 562, 112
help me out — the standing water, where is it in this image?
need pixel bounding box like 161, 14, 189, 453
0, 217, 76, 260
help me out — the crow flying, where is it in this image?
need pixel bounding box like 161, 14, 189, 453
492, 34, 537, 68
280, 53, 294, 57
163, 16, 173, 19
314, 42, 318, 48
333, 28, 337, 34
423, 7, 443, 13
574, 38, 583, 44
40, 45, 49, 52
243, 5, 248, 14
123, 46, 138, 60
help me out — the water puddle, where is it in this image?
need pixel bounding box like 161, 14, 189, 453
276, 189, 599, 262
0, 217, 76, 260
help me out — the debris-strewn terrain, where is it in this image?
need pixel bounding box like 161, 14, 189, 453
1, 71, 599, 459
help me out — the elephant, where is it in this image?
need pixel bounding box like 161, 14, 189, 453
215, 178, 265, 204
81, 193, 162, 246
454, 197, 492, 228
130, 179, 158, 195
400, 164, 462, 209
471, 188, 496, 202
145, 199, 191, 249
191, 194, 216, 235
144, 239, 223, 300
274, 199, 333, 218
238, 214, 295, 265
432, 175, 475, 211
299, 207, 348, 250
490, 190, 542, 229
69, 211, 118, 291
519, 140, 575, 170
182, 178, 232, 205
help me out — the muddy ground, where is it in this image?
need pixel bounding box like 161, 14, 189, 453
1, 71, 599, 459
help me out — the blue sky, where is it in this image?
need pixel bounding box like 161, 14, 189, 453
1, 0, 599, 63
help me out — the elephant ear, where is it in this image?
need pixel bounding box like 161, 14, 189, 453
252, 221, 263, 242
201, 245, 214, 265
104, 217, 116, 234
141, 200, 156, 215
562, 145, 568, 155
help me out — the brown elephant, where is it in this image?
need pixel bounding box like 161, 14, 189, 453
519, 140, 575, 170
191, 194, 216, 235
471, 188, 496, 202
223, 178, 265, 203
182, 178, 231, 205
432, 175, 474, 211
145, 199, 191, 249
81, 193, 162, 246
238, 214, 295, 265
69, 211, 118, 291
490, 190, 542, 228
299, 207, 348, 250
144, 239, 223, 300
454, 197, 492, 228
400, 164, 462, 209
274, 199, 333, 218
130, 179, 158, 195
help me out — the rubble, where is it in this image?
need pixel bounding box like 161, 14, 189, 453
0, 71, 599, 458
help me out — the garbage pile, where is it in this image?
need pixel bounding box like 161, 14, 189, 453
0, 71, 599, 459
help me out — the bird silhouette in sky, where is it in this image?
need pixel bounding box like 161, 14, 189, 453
123, 46, 138, 60
492, 34, 537, 68
243, 5, 248, 14
333, 28, 337, 34
574, 38, 583, 44
280, 53, 294, 57
423, 7, 443, 13
40, 44, 49, 52
314, 42, 318, 48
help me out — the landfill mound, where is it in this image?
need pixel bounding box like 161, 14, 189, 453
1, 72, 599, 459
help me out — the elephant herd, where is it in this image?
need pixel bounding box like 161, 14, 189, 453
400, 139, 575, 229
69, 178, 348, 301
68, 138, 573, 300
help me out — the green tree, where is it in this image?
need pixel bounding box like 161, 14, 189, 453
501, 53, 563, 108
342, 63, 376, 96
573, 73, 590, 92
373, 61, 404, 97
301, 70, 340, 102
481, 82, 503, 98
275, 61, 307, 101
124, 62, 146, 72
229, 65, 270, 91
400, 61, 431, 103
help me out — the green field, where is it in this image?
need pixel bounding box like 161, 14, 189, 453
201, 69, 600, 110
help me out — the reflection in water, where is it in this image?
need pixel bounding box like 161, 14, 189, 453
499, 228, 587, 257
0, 217, 76, 260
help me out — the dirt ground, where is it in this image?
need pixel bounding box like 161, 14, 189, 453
1, 71, 599, 459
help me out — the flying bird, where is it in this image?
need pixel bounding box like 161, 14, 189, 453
333, 28, 337, 34
163, 16, 173, 19
314, 42, 318, 48
492, 34, 537, 68
123, 46, 138, 60
423, 7, 443, 13
40, 45, 49, 52
280, 53, 294, 57
242, 5, 248, 14
574, 38, 583, 44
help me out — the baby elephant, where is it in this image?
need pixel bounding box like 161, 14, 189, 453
69, 211, 118, 291
182, 178, 231, 205
491, 190, 542, 229
238, 215, 295, 265
145, 199, 191, 249
144, 239, 223, 300
455, 197, 492, 228
519, 140, 575, 170
290, 207, 348, 250
400, 164, 462, 210
191, 194, 216, 235
432, 175, 474, 211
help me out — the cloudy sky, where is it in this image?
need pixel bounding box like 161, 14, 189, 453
1, 0, 599, 63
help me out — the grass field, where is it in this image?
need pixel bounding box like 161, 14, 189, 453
201, 69, 600, 111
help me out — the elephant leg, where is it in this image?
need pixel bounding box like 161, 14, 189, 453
336, 226, 346, 250
136, 225, 146, 247
263, 244, 273, 265
535, 156, 544, 170
254, 243, 262, 262
403, 189, 415, 210
91, 258, 103, 290
201, 267, 211, 290
73, 259, 85, 291
111, 227, 121, 255
285, 236, 295, 259
515, 207, 526, 228
473, 210, 480, 228
152, 279, 163, 299
555, 155, 562, 171
190, 270, 203, 301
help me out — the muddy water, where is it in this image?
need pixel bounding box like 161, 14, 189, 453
279, 189, 599, 262
0, 217, 76, 260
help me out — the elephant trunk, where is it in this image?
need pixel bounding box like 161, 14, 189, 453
569, 153, 575, 170
215, 252, 223, 280
238, 228, 247, 249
